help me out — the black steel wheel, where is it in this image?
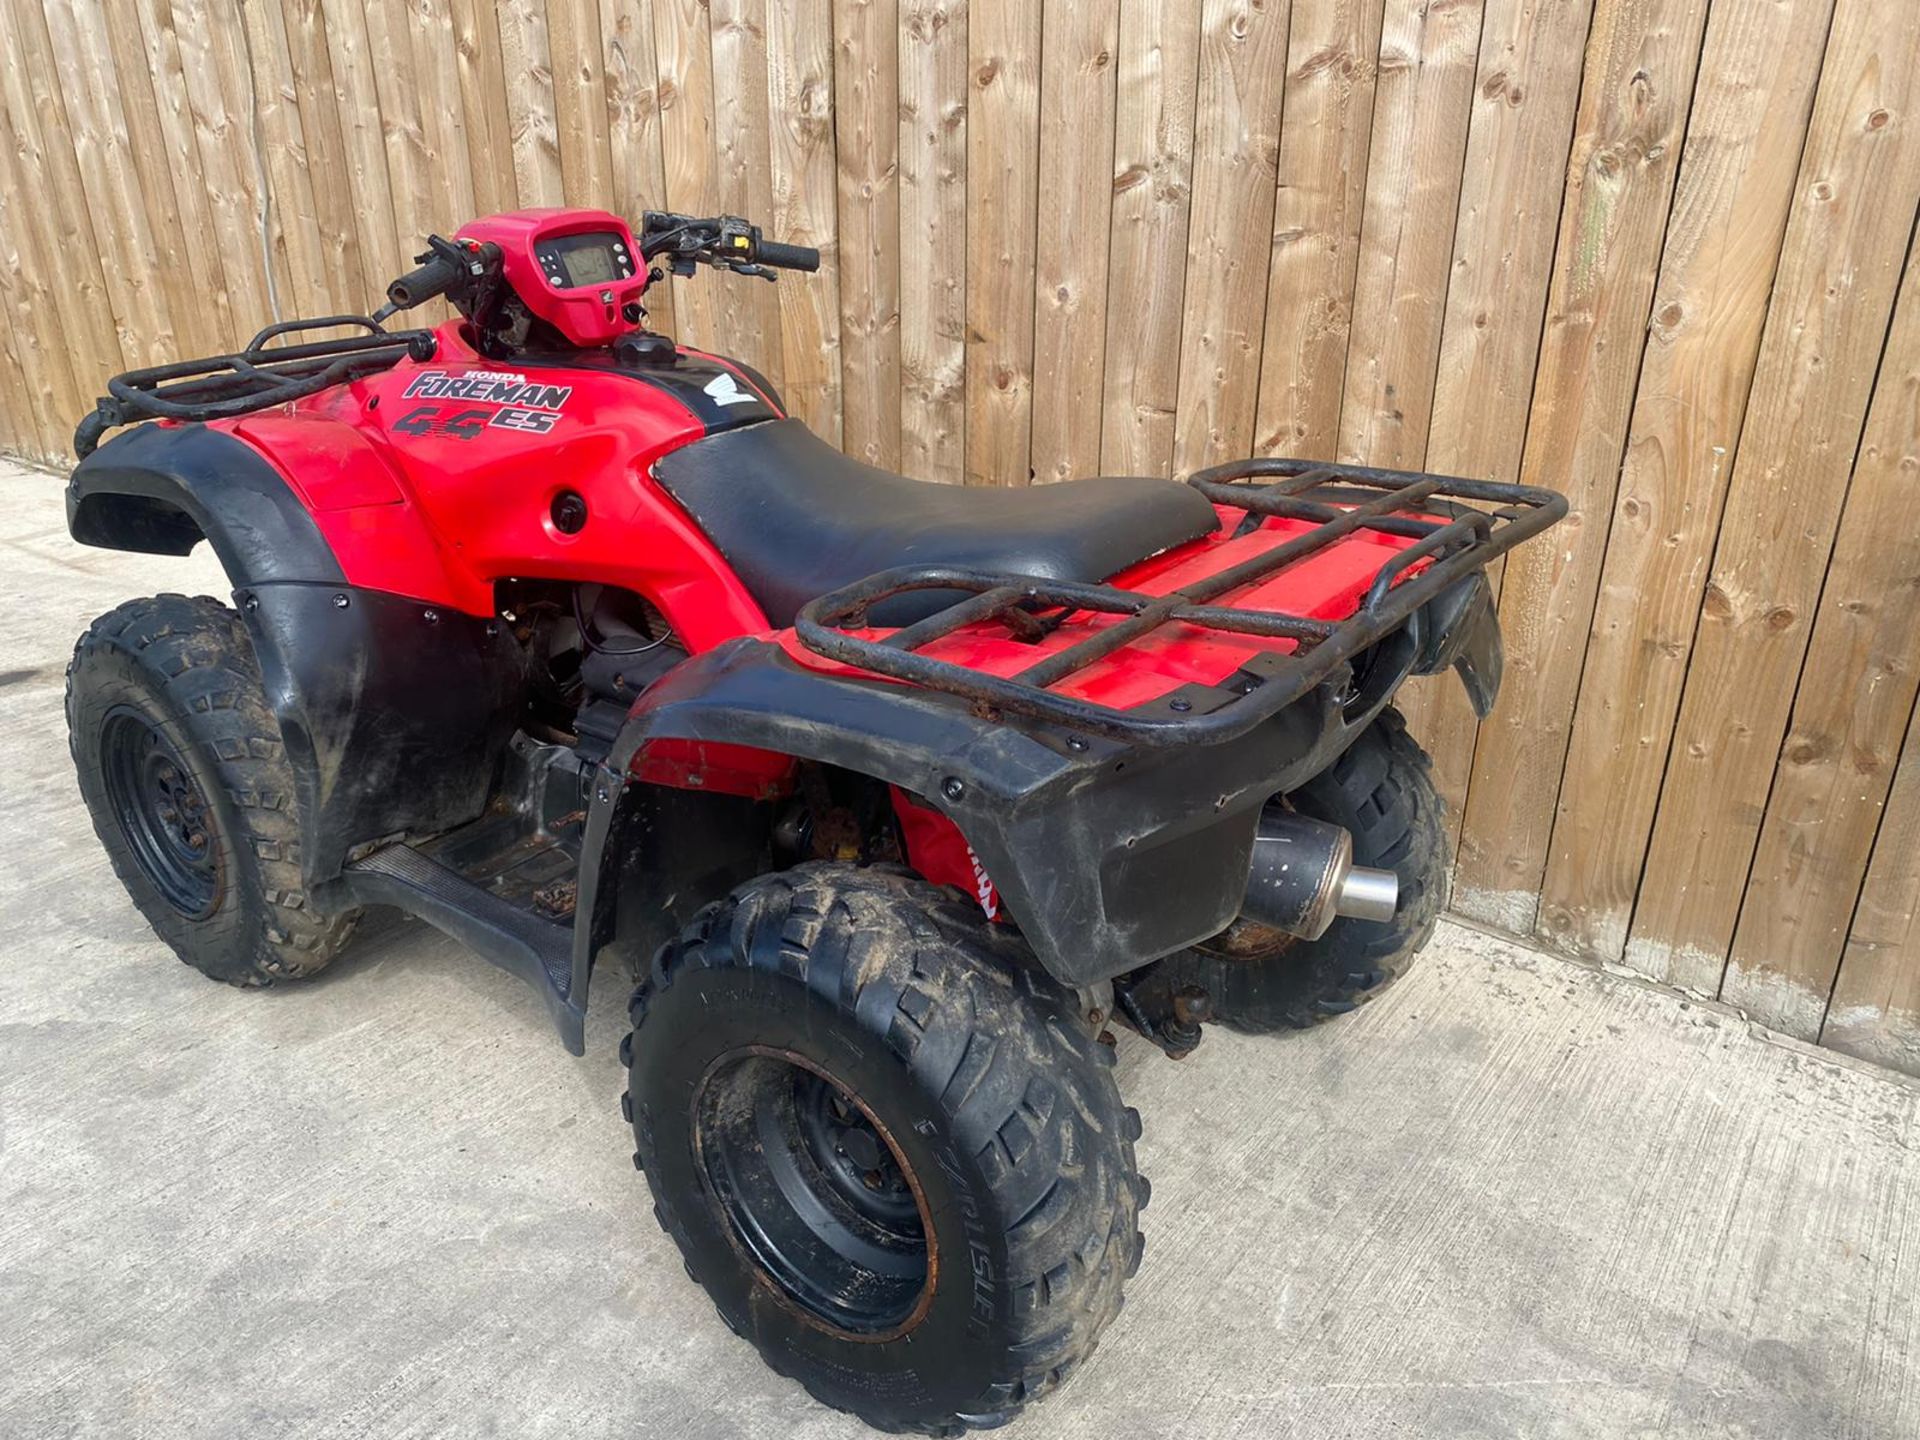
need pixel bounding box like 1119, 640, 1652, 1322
98, 707, 223, 919
67, 594, 359, 985
696, 1048, 933, 1338
625, 864, 1146, 1435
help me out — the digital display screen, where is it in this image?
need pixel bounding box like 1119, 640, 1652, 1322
561, 242, 618, 287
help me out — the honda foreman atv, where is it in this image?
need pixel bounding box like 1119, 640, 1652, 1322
62, 206, 1564, 1433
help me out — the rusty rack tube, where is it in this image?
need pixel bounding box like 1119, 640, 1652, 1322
792, 457, 1567, 746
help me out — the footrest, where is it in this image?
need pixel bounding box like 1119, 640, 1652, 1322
343, 843, 585, 1054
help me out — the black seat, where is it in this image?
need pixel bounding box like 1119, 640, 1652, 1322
652, 420, 1221, 625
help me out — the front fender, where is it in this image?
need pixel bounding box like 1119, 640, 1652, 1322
67, 422, 524, 893
67, 422, 346, 585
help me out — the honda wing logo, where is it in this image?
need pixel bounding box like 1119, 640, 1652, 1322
702, 372, 757, 407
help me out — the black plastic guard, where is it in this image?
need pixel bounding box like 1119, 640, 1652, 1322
66, 422, 346, 584
1411, 572, 1504, 717
589, 639, 1406, 988
67, 424, 528, 894
239, 582, 528, 890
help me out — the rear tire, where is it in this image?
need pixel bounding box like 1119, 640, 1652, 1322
1156, 707, 1448, 1033
624, 863, 1145, 1434
66, 593, 359, 985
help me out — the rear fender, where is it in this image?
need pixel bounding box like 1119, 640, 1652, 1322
573, 637, 1405, 988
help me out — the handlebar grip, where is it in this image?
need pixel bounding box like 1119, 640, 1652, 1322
387, 254, 464, 309
756, 239, 820, 273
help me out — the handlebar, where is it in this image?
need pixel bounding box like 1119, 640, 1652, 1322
639, 211, 820, 278
755, 238, 820, 273
376, 216, 813, 328
381, 236, 501, 315
387, 254, 463, 309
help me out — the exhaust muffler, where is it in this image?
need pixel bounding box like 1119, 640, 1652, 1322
1238, 809, 1399, 941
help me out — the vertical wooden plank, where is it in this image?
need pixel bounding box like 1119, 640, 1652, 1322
1251, 0, 1387, 460
964, 0, 1041, 486
1100, 0, 1200, 479
0, 265, 67, 461
319, 0, 405, 285
1536, 0, 1838, 965
0, 114, 79, 457
106, 0, 237, 355
654, 0, 723, 352
835, 0, 900, 463
363, 0, 473, 260
1030, 0, 1118, 483
1395, 0, 1594, 838
38, 0, 179, 366
408, 1, 479, 225
1336, 0, 1484, 470
710, 0, 786, 390
1628, 0, 1920, 1023
0, 0, 130, 395
1452, 0, 1712, 934
897, 0, 966, 482
1728, 251, 1920, 1036
279, 0, 374, 310
236, 0, 339, 314
0, 298, 31, 458
767, 0, 843, 441
358, 0, 433, 259
450, 0, 522, 217
170, 0, 293, 326
603, 0, 678, 334
497, 0, 567, 205
1170, 0, 1291, 478
547, 0, 618, 206
1824, 698, 1920, 1072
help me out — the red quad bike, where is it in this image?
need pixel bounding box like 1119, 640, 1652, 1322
63, 207, 1564, 1433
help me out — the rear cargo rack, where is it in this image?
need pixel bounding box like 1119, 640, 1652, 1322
793, 457, 1567, 745
75, 316, 437, 458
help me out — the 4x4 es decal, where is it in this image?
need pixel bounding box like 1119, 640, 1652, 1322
393, 368, 573, 440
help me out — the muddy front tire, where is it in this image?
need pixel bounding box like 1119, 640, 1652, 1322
1157, 707, 1448, 1033
66, 594, 359, 986
624, 864, 1145, 1435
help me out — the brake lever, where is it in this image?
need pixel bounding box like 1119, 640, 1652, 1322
710, 257, 775, 284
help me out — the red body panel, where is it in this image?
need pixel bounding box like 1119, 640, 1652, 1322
212, 322, 772, 651
891, 789, 1000, 918
214, 322, 1433, 716
774, 506, 1435, 712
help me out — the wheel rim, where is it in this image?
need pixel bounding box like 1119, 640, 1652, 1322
693, 1047, 935, 1340
99, 707, 223, 920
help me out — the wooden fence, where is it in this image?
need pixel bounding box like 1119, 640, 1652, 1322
2, 0, 1919, 1073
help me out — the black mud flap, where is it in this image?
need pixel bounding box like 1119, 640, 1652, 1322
238, 583, 528, 892
1413, 574, 1503, 718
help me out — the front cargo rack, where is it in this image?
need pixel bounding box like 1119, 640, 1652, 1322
793, 457, 1567, 746
74, 316, 437, 458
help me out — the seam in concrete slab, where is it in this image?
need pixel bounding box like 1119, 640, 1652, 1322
1444, 911, 1920, 1097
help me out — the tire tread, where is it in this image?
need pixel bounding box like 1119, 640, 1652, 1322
627, 864, 1146, 1434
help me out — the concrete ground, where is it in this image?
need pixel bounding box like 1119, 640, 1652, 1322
3, 461, 1919, 1440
